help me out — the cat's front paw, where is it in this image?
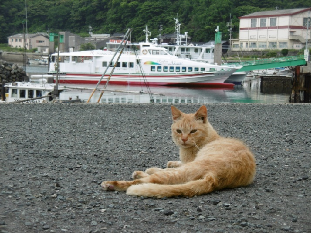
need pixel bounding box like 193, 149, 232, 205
132, 171, 149, 179
101, 181, 116, 191
101, 180, 132, 191
167, 161, 182, 168
145, 167, 163, 174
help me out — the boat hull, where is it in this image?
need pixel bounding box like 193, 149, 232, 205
32, 72, 235, 88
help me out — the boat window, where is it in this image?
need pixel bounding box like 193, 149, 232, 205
210, 68, 215, 72
116, 62, 120, 67
64, 56, 70, 63
181, 48, 185, 53
151, 66, 156, 71
188, 67, 193, 72
176, 67, 180, 72
151, 50, 160, 55
20, 90, 26, 98
28, 90, 34, 98
194, 67, 199, 71
122, 62, 127, 67
182, 67, 186, 72
201, 68, 205, 71
110, 62, 114, 67
163, 66, 168, 72
157, 66, 161, 72
12, 89, 18, 97
102, 61, 107, 67
129, 62, 134, 68
36, 90, 42, 97
84, 56, 93, 62
206, 49, 210, 53
150, 50, 168, 55
194, 48, 198, 53
72, 56, 84, 63
169, 66, 174, 72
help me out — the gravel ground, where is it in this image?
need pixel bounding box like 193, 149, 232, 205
0, 103, 310, 233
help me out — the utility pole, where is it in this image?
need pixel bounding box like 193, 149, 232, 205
227, 14, 233, 51
304, 11, 310, 62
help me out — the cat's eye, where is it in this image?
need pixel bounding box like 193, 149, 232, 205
190, 129, 197, 134
176, 129, 182, 134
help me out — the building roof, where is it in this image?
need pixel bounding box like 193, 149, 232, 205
8, 33, 48, 39
239, 7, 311, 18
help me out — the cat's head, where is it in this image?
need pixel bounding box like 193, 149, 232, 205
171, 105, 208, 148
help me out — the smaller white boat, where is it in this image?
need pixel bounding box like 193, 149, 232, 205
2, 79, 64, 103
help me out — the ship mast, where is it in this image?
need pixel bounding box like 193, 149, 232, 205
174, 18, 181, 45
143, 25, 151, 43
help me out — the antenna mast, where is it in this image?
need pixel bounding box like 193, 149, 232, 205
143, 25, 151, 42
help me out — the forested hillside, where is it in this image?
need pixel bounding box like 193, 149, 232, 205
1, 0, 310, 43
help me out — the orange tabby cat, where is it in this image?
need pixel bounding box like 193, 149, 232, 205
101, 105, 256, 198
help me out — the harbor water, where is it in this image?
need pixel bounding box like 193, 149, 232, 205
25, 64, 291, 104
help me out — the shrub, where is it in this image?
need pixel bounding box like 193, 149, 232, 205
281, 49, 288, 56
80, 43, 95, 51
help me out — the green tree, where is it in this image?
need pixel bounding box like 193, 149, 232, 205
80, 42, 95, 51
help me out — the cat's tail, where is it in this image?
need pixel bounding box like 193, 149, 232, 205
126, 177, 216, 198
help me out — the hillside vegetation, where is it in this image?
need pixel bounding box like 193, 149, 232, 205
0, 0, 310, 43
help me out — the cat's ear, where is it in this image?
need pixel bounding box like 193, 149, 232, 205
195, 105, 207, 123
171, 106, 182, 121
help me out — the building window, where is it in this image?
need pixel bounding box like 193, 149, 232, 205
259, 42, 267, 48
240, 43, 243, 48
260, 18, 266, 27
303, 17, 310, 27
279, 42, 288, 49
270, 18, 276, 26
251, 18, 257, 27
269, 42, 277, 48
249, 42, 257, 48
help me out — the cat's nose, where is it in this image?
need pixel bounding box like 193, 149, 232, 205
181, 136, 188, 142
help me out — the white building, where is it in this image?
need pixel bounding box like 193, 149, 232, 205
232, 8, 311, 51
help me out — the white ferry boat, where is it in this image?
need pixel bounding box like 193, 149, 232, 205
33, 29, 239, 87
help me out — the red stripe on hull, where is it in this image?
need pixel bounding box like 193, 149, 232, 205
56, 79, 234, 88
